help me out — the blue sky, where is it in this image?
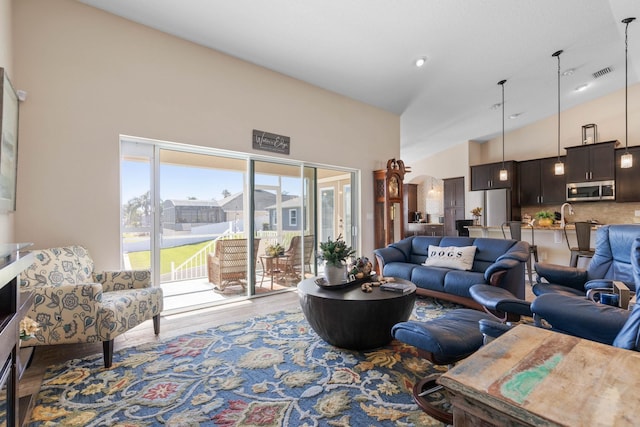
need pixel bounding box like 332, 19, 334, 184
122, 161, 300, 204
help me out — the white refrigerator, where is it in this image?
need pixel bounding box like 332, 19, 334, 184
484, 189, 511, 227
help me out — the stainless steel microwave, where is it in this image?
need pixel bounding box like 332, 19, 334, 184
566, 180, 615, 202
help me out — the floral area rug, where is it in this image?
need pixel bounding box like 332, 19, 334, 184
26, 297, 462, 427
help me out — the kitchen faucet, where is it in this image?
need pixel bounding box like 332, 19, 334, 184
560, 202, 575, 228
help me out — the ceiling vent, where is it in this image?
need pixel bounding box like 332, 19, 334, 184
592, 67, 613, 79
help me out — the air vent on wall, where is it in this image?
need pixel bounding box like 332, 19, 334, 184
593, 67, 613, 79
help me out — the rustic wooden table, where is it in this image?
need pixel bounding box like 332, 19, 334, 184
439, 324, 639, 427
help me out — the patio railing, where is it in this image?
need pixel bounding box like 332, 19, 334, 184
168, 229, 297, 282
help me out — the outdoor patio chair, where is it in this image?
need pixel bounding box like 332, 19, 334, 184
207, 238, 260, 291
283, 235, 315, 280
20, 245, 163, 368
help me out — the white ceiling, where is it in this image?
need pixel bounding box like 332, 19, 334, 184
77, 0, 640, 161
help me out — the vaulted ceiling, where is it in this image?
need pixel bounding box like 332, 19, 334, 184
78, 0, 640, 160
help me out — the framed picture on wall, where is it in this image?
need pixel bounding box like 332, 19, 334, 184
0, 68, 19, 212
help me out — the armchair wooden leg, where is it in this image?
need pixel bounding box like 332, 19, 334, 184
103, 340, 114, 369
153, 314, 161, 335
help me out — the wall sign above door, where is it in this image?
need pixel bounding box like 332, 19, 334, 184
252, 130, 290, 155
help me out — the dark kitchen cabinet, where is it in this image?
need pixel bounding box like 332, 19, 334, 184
615, 146, 640, 202
404, 183, 418, 223
444, 177, 465, 236
470, 161, 516, 190
518, 157, 566, 206
565, 141, 616, 183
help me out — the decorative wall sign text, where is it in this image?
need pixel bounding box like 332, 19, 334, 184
253, 130, 290, 155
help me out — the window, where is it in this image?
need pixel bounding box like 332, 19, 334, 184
289, 209, 297, 227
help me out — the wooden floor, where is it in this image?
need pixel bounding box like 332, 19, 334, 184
19, 290, 300, 415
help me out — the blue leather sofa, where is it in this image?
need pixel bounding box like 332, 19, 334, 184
373, 236, 530, 309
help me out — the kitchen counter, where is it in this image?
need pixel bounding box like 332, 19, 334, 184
405, 222, 443, 237
467, 224, 597, 266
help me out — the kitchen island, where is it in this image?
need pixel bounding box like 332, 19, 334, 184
467, 224, 598, 267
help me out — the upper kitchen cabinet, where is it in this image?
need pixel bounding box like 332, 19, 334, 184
470, 160, 517, 191
565, 141, 616, 183
615, 146, 640, 202
518, 157, 566, 206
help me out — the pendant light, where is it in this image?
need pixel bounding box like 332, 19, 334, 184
553, 50, 565, 175
621, 17, 636, 169
498, 79, 508, 181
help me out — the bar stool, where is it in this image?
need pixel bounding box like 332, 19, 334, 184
501, 221, 538, 284
564, 222, 595, 268
455, 219, 474, 237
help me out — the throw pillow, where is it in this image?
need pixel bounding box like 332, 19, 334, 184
423, 245, 477, 271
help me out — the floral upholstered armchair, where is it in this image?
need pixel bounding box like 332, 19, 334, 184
20, 245, 163, 368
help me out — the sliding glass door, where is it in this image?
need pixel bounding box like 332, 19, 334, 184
121, 137, 358, 314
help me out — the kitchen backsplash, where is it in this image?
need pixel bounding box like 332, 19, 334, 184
521, 201, 640, 225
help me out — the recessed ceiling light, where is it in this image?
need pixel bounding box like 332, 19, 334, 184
575, 83, 589, 92
509, 113, 523, 119
415, 57, 427, 67
490, 103, 502, 110
562, 68, 575, 76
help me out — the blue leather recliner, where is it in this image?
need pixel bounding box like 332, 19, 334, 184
531, 237, 640, 348
533, 224, 640, 297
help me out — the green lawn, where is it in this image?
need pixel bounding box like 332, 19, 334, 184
126, 240, 213, 274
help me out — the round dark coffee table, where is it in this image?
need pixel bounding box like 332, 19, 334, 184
297, 277, 416, 350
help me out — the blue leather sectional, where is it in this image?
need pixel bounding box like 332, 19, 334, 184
373, 236, 530, 309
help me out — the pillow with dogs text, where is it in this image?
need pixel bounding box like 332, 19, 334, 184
422, 245, 477, 271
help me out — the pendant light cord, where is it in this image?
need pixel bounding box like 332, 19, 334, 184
624, 18, 635, 153
553, 50, 563, 161
500, 80, 506, 167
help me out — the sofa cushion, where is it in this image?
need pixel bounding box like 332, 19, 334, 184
423, 245, 476, 271
444, 270, 487, 298
382, 262, 417, 281
389, 237, 414, 260
410, 266, 448, 293
408, 236, 443, 264
472, 238, 517, 272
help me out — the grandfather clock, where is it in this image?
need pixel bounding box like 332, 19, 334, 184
374, 159, 410, 250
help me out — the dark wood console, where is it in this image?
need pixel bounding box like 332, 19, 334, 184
0, 244, 33, 427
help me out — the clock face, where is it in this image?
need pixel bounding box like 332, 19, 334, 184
388, 175, 399, 198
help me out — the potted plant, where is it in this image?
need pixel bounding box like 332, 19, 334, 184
265, 242, 284, 257
535, 210, 555, 227
470, 207, 483, 225
318, 234, 355, 284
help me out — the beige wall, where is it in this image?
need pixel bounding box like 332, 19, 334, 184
479, 84, 640, 164
0, 0, 13, 243
12, 0, 400, 268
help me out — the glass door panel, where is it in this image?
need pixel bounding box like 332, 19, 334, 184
317, 170, 357, 275
254, 161, 311, 293
121, 142, 153, 271
158, 149, 248, 310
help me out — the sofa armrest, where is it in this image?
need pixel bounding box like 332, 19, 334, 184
497, 241, 530, 263
534, 262, 588, 291
373, 246, 407, 268
531, 293, 629, 345
484, 258, 520, 282
93, 270, 152, 292
584, 279, 618, 291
